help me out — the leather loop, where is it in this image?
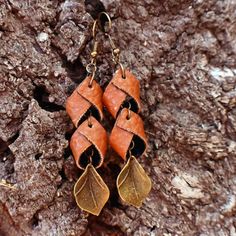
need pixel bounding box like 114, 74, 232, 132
66, 76, 103, 127
110, 108, 147, 160
70, 117, 107, 169
103, 69, 141, 118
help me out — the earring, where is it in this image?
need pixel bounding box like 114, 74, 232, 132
100, 12, 152, 207
66, 20, 109, 216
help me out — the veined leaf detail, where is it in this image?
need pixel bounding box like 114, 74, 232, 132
117, 156, 152, 207
74, 164, 110, 216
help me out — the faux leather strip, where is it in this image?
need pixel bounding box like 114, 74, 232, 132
110, 108, 147, 160
66, 76, 103, 127
103, 69, 141, 118
70, 117, 107, 169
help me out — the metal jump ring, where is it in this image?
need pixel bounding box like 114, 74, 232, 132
86, 63, 97, 87
86, 63, 96, 74
119, 63, 126, 78
89, 70, 96, 87
128, 140, 135, 158
88, 149, 94, 164
88, 113, 93, 127
126, 102, 131, 120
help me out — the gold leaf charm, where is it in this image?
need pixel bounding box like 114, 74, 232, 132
117, 156, 152, 207
74, 164, 110, 216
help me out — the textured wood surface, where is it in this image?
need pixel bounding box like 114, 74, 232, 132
0, 0, 236, 235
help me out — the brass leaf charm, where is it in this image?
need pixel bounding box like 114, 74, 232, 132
117, 156, 152, 207
74, 164, 110, 216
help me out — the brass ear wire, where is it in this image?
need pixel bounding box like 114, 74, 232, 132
88, 12, 113, 85
104, 32, 126, 78
95, 12, 126, 78
86, 19, 101, 87
96, 12, 112, 34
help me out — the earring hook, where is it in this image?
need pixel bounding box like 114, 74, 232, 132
92, 19, 98, 38
92, 12, 112, 37
96, 12, 126, 78
98, 12, 112, 33
93, 12, 126, 79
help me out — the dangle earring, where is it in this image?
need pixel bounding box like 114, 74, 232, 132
66, 19, 109, 216
100, 13, 152, 207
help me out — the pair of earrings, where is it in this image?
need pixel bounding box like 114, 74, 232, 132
66, 12, 152, 216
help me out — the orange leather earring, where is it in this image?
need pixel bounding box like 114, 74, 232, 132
66, 20, 109, 216
100, 12, 152, 207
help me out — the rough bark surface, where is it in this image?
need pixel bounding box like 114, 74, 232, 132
0, 0, 236, 235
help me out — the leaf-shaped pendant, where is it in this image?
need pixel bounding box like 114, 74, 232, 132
74, 164, 110, 216
117, 156, 152, 207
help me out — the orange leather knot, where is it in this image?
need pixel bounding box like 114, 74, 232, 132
103, 69, 141, 118
110, 108, 147, 160
66, 76, 103, 127
70, 117, 107, 169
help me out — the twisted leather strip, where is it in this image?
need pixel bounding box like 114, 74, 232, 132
103, 69, 141, 118
66, 76, 103, 127
110, 108, 147, 160
70, 116, 107, 169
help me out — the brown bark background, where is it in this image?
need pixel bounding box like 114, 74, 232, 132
0, 0, 236, 235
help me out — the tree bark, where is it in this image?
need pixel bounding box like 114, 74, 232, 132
0, 0, 236, 235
